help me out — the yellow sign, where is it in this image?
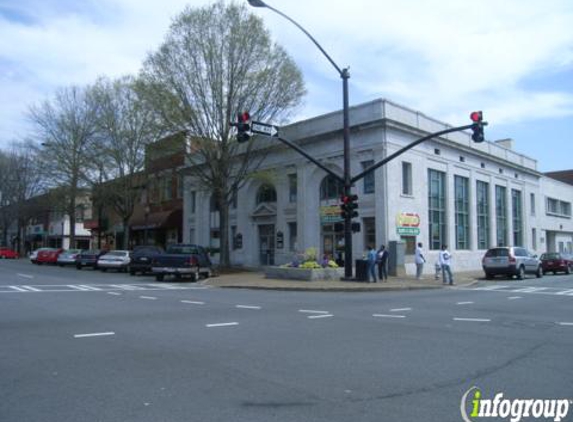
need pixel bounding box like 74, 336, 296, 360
396, 212, 420, 228
320, 206, 343, 223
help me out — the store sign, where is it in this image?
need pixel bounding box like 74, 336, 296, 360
320, 206, 343, 223
396, 212, 420, 236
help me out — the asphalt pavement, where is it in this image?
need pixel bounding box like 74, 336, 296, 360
1, 259, 572, 422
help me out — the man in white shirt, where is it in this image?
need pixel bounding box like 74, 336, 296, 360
439, 244, 454, 285
414, 242, 426, 279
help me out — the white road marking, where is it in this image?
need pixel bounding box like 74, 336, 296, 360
68, 285, 91, 291
76, 285, 101, 291
20, 285, 41, 292
373, 314, 406, 319
17, 273, 34, 279
110, 284, 142, 291
298, 309, 329, 314
390, 308, 412, 312
181, 300, 205, 305
74, 332, 115, 338
236, 305, 262, 310
139, 296, 157, 300
557, 322, 573, 326
206, 322, 239, 328
9, 286, 27, 292
453, 317, 491, 322
507, 296, 522, 300
456, 301, 474, 305
556, 289, 573, 296
107, 292, 122, 296
513, 287, 546, 293
307, 314, 334, 319
476, 285, 508, 291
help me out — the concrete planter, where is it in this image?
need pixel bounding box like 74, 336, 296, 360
265, 266, 344, 281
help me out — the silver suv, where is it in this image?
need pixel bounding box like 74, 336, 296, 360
482, 247, 542, 280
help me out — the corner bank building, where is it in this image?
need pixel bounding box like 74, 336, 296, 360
183, 99, 573, 275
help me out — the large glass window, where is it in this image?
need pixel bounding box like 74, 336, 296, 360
428, 169, 446, 250
495, 186, 507, 247
288, 222, 297, 252
476, 181, 489, 250
512, 189, 523, 246
190, 191, 196, 214
288, 174, 297, 203
455, 176, 470, 249
361, 161, 375, 194
320, 175, 344, 201
402, 162, 412, 195
363, 217, 376, 248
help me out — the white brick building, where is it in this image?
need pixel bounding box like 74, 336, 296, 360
183, 99, 573, 274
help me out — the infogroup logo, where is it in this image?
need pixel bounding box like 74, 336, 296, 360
460, 386, 571, 422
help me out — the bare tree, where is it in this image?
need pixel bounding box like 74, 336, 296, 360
89, 76, 162, 249
0, 142, 45, 252
28, 85, 99, 249
138, 0, 305, 267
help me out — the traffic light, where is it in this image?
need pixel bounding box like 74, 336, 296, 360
235, 111, 251, 143
340, 194, 359, 219
470, 111, 484, 143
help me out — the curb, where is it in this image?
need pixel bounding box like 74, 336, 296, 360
211, 284, 454, 292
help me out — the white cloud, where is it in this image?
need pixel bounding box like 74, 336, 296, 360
1, 0, 573, 150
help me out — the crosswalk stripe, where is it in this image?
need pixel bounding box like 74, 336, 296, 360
20, 285, 41, 292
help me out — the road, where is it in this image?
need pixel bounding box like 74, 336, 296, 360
1, 259, 572, 422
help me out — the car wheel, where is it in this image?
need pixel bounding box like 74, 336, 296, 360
129, 270, 136, 276
101, 268, 107, 272
536, 266, 543, 278
155, 274, 164, 282
485, 272, 493, 280
190, 268, 200, 282
517, 266, 525, 280
76, 265, 82, 270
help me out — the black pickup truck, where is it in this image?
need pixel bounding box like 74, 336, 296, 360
151, 244, 212, 282
129, 245, 164, 276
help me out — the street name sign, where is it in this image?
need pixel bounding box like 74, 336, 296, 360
251, 121, 279, 137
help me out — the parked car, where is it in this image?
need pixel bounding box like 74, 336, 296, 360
57, 249, 82, 267
30, 248, 54, 264
0, 247, 19, 259
151, 244, 212, 282
540, 252, 573, 275
76, 250, 107, 270
129, 245, 164, 276
97, 250, 131, 272
482, 246, 542, 279
36, 248, 64, 265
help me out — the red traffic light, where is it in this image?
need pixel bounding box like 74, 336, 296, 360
470, 111, 483, 123
238, 111, 251, 123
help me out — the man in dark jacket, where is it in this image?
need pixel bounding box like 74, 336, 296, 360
376, 245, 389, 281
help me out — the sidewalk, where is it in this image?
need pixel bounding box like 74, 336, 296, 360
203, 269, 484, 292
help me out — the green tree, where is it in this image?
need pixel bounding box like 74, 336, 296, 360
28, 86, 99, 249
90, 76, 162, 249
138, 0, 305, 267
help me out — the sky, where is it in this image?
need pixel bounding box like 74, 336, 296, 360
1, 0, 572, 172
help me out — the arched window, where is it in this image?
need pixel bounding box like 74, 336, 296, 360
320, 175, 344, 200
256, 184, 277, 205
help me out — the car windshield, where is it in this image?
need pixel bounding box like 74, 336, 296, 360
541, 253, 561, 260
104, 251, 127, 257
485, 248, 509, 257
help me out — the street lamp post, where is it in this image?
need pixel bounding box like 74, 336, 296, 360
247, 0, 354, 278
144, 204, 150, 245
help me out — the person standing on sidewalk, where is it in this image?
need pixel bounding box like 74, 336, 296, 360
414, 242, 426, 279
439, 244, 454, 285
367, 245, 378, 283
376, 244, 389, 282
